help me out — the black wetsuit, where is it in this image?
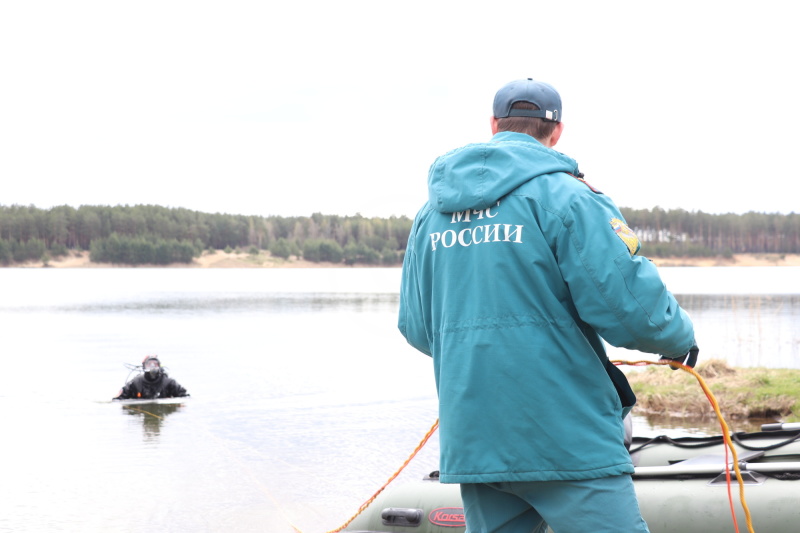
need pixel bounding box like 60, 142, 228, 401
117, 373, 188, 399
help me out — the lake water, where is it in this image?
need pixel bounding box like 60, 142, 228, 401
1, 267, 798, 532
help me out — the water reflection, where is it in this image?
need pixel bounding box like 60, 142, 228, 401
120, 401, 186, 440
606, 293, 800, 369
632, 413, 779, 437
11, 292, 400, 315
676, 293, 800, 368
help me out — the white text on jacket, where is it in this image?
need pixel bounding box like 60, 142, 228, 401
429, 202, 523, 251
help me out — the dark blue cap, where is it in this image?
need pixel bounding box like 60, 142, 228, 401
493, 78, 562, 122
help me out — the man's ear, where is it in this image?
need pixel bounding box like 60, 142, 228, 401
548, 122, 565, 147
490, 116, 499, 135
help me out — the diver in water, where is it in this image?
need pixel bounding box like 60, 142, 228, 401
114, 355, 189, 400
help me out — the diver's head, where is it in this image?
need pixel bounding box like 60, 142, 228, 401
142, 355, 162, 381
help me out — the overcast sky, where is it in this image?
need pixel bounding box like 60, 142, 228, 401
1, 1, 797, 219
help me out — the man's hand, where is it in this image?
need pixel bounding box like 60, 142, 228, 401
660, 345, 699, 371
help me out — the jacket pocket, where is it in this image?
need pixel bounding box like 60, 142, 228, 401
604, 358, 636, 418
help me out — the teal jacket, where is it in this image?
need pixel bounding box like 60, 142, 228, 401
399, 131, 695, 484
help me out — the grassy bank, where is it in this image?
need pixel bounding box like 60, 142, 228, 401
627, 360, 800, 423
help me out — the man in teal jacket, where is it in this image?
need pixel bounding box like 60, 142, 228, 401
398, 78, 698, 532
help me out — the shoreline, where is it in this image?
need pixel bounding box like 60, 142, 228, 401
23, 249, 371, 269
21, 250, 800, 268
647, 253, 800, 267
10, 251, 800, 269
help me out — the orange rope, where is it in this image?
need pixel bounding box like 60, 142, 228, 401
318, 418, 440, 533
293, 360, 756, 533
615, 359, 755, 533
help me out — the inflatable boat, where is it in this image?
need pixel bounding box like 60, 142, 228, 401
344, 423, 800, 533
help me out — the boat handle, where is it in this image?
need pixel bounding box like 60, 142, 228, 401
382, 507, 423, 526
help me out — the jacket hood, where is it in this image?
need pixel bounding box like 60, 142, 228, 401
427, 131, 581, 213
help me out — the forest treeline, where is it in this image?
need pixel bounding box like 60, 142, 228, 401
0, 204, 412, 266
620, 207, 800, 258
0, 204, 798, 266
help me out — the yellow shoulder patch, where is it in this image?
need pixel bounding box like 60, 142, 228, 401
610, 218, 640, 256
